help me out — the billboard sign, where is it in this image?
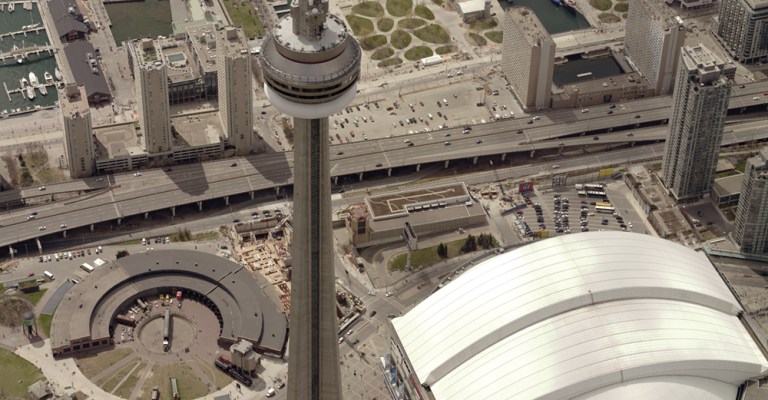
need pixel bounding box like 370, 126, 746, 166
518, 180, 534, 193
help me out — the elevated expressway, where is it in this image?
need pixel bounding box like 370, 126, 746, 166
1, 83, 768, 251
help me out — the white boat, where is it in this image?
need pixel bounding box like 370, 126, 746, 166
29, 72, 39, 87
8, 2, 14, 12
38, 85, 47, 96
44, 71, 53, 84
21, 77, 28, 87
54, 67, 62, 81
26, 86, 35, 100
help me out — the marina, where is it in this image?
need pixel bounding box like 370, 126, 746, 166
499, 0, 590, 34
0, 1, 60, 115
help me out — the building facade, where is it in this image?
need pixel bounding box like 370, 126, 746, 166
661, 44, 734, 201
624, 0, 686, 95
217, 27, 253, 156
734, 148, 768, 254
60, 84, 94, 178
715, 0, 768, 64
501, 7, 555, 111
131, 39, 172, 161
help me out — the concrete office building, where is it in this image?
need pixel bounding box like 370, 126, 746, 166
624, 0, 686, 95
217, 27, 253, 156
260, 0, 360, 396
130, 39, 172, 161
60, 84, 94, 178
715, 0, 768, 64
387, 232, 768, 400
661, 44, 734, 201
501, 7, 555, 111
734, 148, 768, 254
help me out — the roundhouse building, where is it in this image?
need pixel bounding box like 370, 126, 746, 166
51, 250, 287, 357
387, 232, 768, 400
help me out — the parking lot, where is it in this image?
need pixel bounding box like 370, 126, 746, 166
506, 182, 644, 240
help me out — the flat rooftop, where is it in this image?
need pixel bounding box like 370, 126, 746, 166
713, 173, 744, 196
93, 122, 144, 161
186, 24, 220, 74
366, 183, 470, 219
505, 7, 551, 46
170, 111, 224, 148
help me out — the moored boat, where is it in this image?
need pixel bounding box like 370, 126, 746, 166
8, 2, 14, 12
26, 86, 35, 100
563, 0, 578, 13
54, 67, 62, 81
44, 71, 53, 84
29, 72, 39, 87
38, 84, 47, 96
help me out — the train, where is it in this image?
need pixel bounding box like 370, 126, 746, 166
214, 356, 253, 387
163, 309, 171, 352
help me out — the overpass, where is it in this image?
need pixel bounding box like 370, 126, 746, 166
1, 82, 768, 252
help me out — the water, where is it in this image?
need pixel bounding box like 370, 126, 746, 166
552, 55, 624, 86
498, 0, 590, 35
105, 0, 172, 46
0, 3, 59, 112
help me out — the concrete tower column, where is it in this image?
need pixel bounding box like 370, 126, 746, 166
260, 1, 360, 398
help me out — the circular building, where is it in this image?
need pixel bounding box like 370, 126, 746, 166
51, 249, 287, 357
388, 232, 768, 400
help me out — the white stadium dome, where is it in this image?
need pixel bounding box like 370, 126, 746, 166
391, 232, 768, 400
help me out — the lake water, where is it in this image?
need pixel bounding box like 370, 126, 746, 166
0, 3, 59, 113
105, 0, 173, 46
498, 0, 591, 35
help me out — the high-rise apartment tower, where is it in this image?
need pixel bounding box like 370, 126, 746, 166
60, 84, 94, 178
624, 0, 686, 95
501, 7, 555, 111
259, 0, 361, 397
131, 39, 172, 160
715, 0, 768, 64
661, 44, 734, 201
734, 148, 768, 254
217, 27, 253, 156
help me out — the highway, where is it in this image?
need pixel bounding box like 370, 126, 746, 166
1, 83, 767, 250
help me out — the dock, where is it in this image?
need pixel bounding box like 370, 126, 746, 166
0, 26, 46, 41
0, 44, 55, 64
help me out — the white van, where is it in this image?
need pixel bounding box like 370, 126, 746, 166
266, 387, 276, 397
44, 271, 55, 280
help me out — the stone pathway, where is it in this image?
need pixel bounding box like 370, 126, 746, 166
128, 361, 154, 400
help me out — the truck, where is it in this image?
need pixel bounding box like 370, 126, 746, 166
214, 355, 253, 387
163, 309, 171, 352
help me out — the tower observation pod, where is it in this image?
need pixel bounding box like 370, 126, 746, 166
259, 0, 361, 397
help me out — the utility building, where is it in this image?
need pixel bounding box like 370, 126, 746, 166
734, 148, 768, 255
501, 7, 554, 111
60, 84, 94, 178
661, 44, 734, 201
624, 0, 686, 95
217, 27, 253, 156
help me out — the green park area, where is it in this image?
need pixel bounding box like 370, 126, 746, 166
0, 348, 44, 399
221, 0, 265, 39
388, 233, 499, 271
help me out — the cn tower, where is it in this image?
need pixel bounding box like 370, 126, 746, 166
259, 0, 360, 397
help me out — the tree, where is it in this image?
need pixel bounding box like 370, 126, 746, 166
461, 234, 477, 253
437, 242, 448, 258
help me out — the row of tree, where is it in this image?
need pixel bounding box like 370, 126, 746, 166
437, 233, 499, 258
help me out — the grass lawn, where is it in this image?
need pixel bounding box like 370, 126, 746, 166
484, 31, 503, 43
435, 45, 457, 54
391, 29, 412, 49
398, 17, 427, 29
191, 231, 219, 241
589, 0, 612, 11
598, 12, 621, 22
377, 17, 394, 32
414, 5, 435, 20
735, 159, 747, 172
38, 313, 52, 337
388, 238, 466, 271
386, 0, 413, 17
351, 1, 384, 17
75, 347, 133, 379
193, 357, 233, 390
404, 46, 433, 60
346, 15, 374, 36
378, 57, 403, 68
468, 32, 487, 46
431, 0, 443, 5
414, 24, 450, 43
113, 362, 145, 399
99, 360, 139, 390
0, 348, 43, 399
613, 2, 628, 11
22, 288, 47, 306
371, 47, 395, 60
715, 170, 739, 179
469, 18, 497, 30
360, 34, 388, 50
140, 363, 208, 400
221, 0, 265, 39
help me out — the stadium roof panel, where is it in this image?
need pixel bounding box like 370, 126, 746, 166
392, 232, 768, 400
